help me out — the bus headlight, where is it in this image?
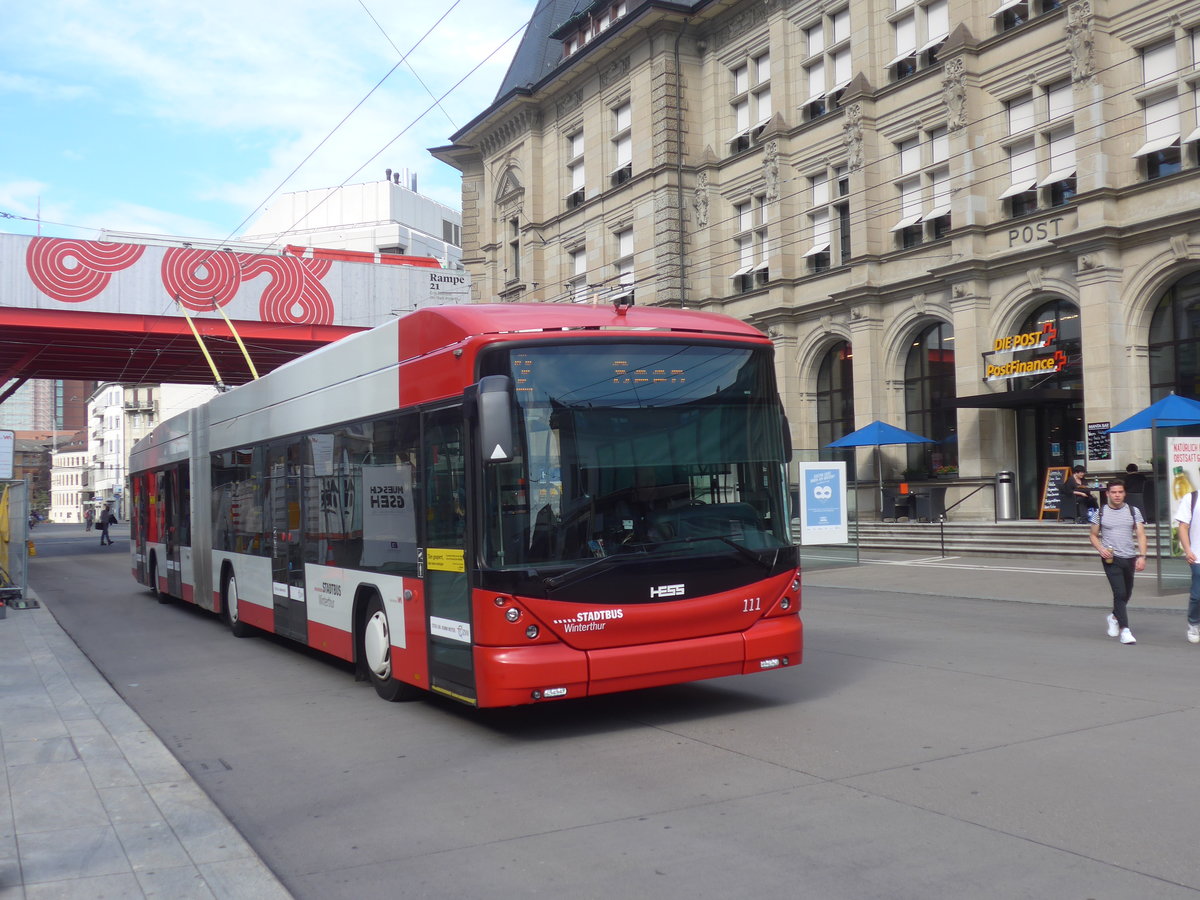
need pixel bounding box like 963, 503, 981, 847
505, 607, 521, 623
525, 624, 539, 639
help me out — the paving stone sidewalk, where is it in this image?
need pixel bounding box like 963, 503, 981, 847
0, 593, 291, 899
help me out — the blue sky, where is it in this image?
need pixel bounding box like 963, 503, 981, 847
0, 1, 537, 241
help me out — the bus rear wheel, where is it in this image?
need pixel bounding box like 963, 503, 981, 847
147, 557, 168, 604
360, 594, 418, 702
222, 573, 254, 638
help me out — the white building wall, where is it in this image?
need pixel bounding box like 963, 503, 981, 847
240, 178, 464, 268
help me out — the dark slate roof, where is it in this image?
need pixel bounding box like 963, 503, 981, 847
494, 0, 591, 101
493, 0, 706, 102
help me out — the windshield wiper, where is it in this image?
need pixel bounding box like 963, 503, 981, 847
542, 547, 649, 591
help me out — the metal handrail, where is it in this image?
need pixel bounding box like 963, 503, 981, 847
939, 482, 991, 557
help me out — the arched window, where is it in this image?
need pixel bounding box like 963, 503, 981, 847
1148, 272, 1200, 400
817, 341, 855, 477
904, 322, 957, 476
1017, 298, 1082, 390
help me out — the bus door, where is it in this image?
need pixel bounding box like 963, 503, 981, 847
422, 407, 475, 702
164, 467, 183, 599
265, 440, 308, 642
131, 475, 147, 583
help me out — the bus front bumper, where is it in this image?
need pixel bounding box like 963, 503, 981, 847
473, 615, 801, 707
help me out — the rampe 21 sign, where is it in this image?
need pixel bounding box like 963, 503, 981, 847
983, 321, 1068, 382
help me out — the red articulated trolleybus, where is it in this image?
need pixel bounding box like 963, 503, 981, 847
128, 302, 801, 707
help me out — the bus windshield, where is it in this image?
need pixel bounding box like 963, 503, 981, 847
481, 342, 790, 571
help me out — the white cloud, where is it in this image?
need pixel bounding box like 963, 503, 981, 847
1, 0, 535, 238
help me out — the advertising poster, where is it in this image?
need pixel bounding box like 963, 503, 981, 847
360, 463, 418, 568
1167, 438, 1200, 557
797, 461, 848, 545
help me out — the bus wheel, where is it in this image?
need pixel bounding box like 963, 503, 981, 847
222, 573, 254, 639
361, 595, 418, 702
148, 557, 168, 604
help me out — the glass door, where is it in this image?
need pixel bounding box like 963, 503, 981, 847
265, 440, 308, 642
422, 407, 474, 702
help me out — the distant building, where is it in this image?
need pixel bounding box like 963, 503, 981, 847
83, 382, 217, 519
239, 175, 464, 269
51, 434, 89, 524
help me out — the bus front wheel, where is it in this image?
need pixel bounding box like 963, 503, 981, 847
360, 594, 418, 702
222, 573, 254, 638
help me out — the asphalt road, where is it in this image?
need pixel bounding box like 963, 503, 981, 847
28, 523, 1200, 899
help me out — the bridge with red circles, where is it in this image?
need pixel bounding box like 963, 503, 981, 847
0, 232, 467, 391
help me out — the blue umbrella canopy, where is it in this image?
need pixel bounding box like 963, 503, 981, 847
1108, 393, 1200, 433
826, 420, 934, 447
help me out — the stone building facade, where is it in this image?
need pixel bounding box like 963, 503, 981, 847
433, 0, 1200, 518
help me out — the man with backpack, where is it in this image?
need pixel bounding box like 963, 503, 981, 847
1089, 478, 1147, 645
98, 503, 117, 546
1173, 487, 1200, 643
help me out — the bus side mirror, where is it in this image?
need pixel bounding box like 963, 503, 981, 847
780, 412, 793, 460
477, 375, 514, 464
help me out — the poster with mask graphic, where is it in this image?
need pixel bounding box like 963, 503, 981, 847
797, 462, 847, 544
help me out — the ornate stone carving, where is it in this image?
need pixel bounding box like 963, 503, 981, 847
599, 57, 630, 89
763, 141, 780, 202
479, 109, 543, 158
556, 91, 583, 119
1066, 1, 1095, 86
843, 103, 864, 172
693, 171, 709, 227
942, 58, 967, 131
708, 0, 779, 50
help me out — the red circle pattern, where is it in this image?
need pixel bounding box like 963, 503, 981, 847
161, 248, 244, 311
26, 238, 145, 303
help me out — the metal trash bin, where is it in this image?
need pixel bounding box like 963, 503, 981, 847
995, 470, 1018, 521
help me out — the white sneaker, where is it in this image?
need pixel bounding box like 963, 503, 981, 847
1106, 614, 1119, 637
1119, 628, 1136, 645
1188, 624, 1199, 644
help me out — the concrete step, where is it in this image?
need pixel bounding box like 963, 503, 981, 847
849, 520, 1161, 558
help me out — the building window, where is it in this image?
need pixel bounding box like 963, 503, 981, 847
1000, 82, 1076, 214
904, 322, 957, 477
610, 102, 633, 187
891, 135, 941, 247
1134, 40, 1183, 180
991, 0, 1062, 34
567, 248, 587, 302
730, 196, 769, 293
566, 130, 586, 208
507, 217, 520, 283
888, 0, 948, 83
806, 166, 850, 270
803, 8, 851, 121
612, 228, 634, 302
441, 219, 461, 247
1148, 272, 1200, 399
817, 341, 856, 478
729, 50, 772, 153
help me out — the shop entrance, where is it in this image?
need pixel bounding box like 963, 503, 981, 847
1016, 401, 1084, 518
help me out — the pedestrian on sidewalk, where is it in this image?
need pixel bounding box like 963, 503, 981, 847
98, 503, 116, 546
84, 507, 94, 532
1089, 478, 1147, 644
1173, 488, 1200, 644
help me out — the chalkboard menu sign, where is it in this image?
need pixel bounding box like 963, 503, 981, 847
1039, 466, 1072, 520
1087, 421, 1112, 462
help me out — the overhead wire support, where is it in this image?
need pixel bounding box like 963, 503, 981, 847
175, 297, 225, 387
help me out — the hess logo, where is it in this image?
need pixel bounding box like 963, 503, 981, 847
813, 485, 833, 500
650, 583, 685, 598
